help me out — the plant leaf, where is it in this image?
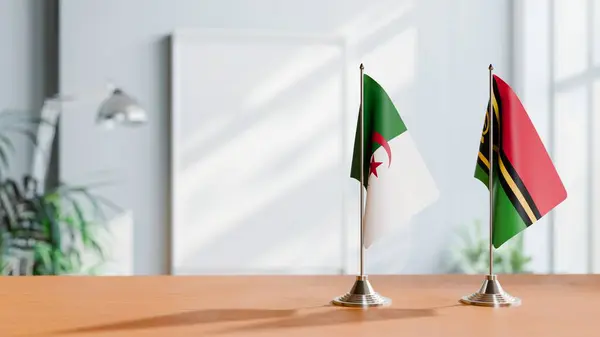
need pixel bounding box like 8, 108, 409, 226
0, 146, 9, 172
34, 242, 53, 272
89, 237, 105, 261
0, 134, 15, 153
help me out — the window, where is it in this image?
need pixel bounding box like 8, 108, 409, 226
516, 0, 600, 274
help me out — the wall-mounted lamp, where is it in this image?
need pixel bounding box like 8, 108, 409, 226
31, 84, 148, 190
96, 88, 148, 128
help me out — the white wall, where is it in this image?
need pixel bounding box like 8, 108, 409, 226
0, 0, 47, 178
60, 0, 512, 275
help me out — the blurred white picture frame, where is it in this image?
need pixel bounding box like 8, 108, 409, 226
170, 29, 354, 275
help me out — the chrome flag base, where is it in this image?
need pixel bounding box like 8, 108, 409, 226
460, 274, 521, 307
331, 275, 391, 308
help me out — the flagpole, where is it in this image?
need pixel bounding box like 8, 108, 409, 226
359, 63, 365, 277
459, 64, 520, 307
331, 63, 390, 307
488, 64, 494, 278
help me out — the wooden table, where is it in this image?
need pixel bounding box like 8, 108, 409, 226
1, 275, 597, 337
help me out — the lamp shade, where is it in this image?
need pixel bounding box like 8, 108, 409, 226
96, 89, 147, 127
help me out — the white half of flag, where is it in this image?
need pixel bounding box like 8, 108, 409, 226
363, 131, 439, 247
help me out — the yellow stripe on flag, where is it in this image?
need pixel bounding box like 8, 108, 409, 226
492, 93, 499, 121
478, 152, 490, 169
498, 157, 537, 223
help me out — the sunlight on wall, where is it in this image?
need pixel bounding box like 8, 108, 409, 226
361, 27, 417, 101
337, 0, 413, 46
553, 86, 588, 273
178, 76, 343, 265
243, 43, 343, 110
554, 0, 587, 81
595, 2, 600, 66
172, 0, 420, 274
173, 36, 346, 274
518, 0, 552, 274
170, 0, 512, 275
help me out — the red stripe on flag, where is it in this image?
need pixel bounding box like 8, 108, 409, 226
494, 75, 567, 216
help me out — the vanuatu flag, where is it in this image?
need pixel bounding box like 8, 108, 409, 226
476, 74, 567, 248
351, 73, 439, 248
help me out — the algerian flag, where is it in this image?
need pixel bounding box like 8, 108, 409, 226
351, 74, 439, 248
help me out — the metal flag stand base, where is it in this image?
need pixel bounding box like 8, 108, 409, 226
332, 275, 391, 308
460, 274, 521, 307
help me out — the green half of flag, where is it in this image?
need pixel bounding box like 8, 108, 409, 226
350, 74, 407, 186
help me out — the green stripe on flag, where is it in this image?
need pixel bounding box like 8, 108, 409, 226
493, 184, 528, 248
474, 164, 528, 248
475, 162, 488, 186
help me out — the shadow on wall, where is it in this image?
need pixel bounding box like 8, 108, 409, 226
173, 1, 418, 275
171, 0, 509, 275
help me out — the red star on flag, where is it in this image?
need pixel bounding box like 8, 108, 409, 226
369, 156, 383, 178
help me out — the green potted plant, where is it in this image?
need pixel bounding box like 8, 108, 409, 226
447, 219, 532, 274
0, 110, 118, 275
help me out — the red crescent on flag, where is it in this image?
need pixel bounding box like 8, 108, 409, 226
372, 131, 392, 167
